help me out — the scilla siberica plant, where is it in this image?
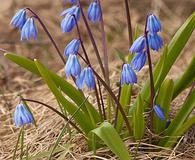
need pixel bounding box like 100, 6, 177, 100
2, 0, 195, 159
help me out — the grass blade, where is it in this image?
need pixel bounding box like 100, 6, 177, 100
159, 89, 195, 147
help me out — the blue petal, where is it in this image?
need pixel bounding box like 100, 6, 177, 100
148, 33, 163, 51
131, 51, 147, 71
76, 69, 86, 89
88, 2, 101, 23
64, 39, 80, 57
85, 67, 95, 90
147, 14, 161, 33
129, 36, 146, 54
154, 105, 165, 121
14, 103, 33, 127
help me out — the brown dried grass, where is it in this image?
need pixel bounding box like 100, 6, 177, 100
0, 0, 195, 159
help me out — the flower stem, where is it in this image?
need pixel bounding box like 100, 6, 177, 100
144, 16, 155, 132
73, 15, 103, 120
97, 79, 106, 120
26, 8, 66, 65
21, 98, 82, 133
77, 0, 106, 79
124, 0, 133, 45
98, 0, 110, 85
78, 54, 132, 135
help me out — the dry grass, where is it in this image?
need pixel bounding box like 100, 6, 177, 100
0, 0, 195, 159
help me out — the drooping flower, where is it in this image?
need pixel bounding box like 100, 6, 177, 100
65, 54, 81, 77
129, 36, 146, 54
14, 103, 34, 128
131, 51, 147, 72
64, 0, 77, 4
120, 64, 137, 85
154, 105, 165, 121
88, 1, 101, 23
61, 6, 80, 32
21, 18, 38, 41
10, 9, 26, 30
148, 33, 163, 51
165, 119, 171, 129
64, 39, 80, 57
76, 67, 95, 90
147, 14, 161, 33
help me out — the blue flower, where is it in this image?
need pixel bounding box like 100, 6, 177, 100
76, 67, 95, 90
10, 9, 26, 30
131, 51, 147, 72
14, 103, 34, 128
65, 54, 81, 77
165, 119, 171, 129
120, 64, 137, 85
129, 36, 146, 54
88, 1, 101, 23
21, 18, 38, 41
154, 105, 165, 121
148, 33, 163, 51
147, 14, 161, 33
64, 0, 77, 4
61, 6, 80, 32
64, 39, 80, 57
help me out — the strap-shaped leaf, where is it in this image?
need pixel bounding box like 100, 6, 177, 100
116, 84, 132, 132
4, 52, 101, 124
34, 59, 94, 134
154, 79, 174, 133
173, 56, 195, 99
91, 122, 131, 160
159, 90, 195, 147
133, 94, 145, 140
129, 12, 195, 117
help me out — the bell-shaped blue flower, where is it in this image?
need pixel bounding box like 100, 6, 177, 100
165, 119, 171, 129
14, 103, 34, 128
21, 18, 38, 41
76, 67, 95, 90
65, 54, 81, 77
129, 36, 146, 54
10, 9, 26, 30
120, 64, 137, 85
131, 51, 147, 72
88, 1, 101, 23
147, 14, 161, 33
154, 105, 165, 121
64, 0, 77, 4
148, 33, 163, 51
64, 39, 80, 57
61, 6, 80, 32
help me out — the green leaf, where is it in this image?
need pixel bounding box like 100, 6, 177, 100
173, 56, 195, 99
116, 84, 132, 133
4, 52, 101, 125
34, 59, 94, 134
159, 89, 195, 147
154, 79, 174, 133
91, 122, 130, 160
130, 12, 195, 116
133, 94, 145, 140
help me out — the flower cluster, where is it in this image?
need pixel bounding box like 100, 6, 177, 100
11, 9, 38, 41
61, 0, 101, 33
62, 1, 102, 90
129, 14, 163, 72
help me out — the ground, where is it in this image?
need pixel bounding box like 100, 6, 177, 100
0, 0, 195, 159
